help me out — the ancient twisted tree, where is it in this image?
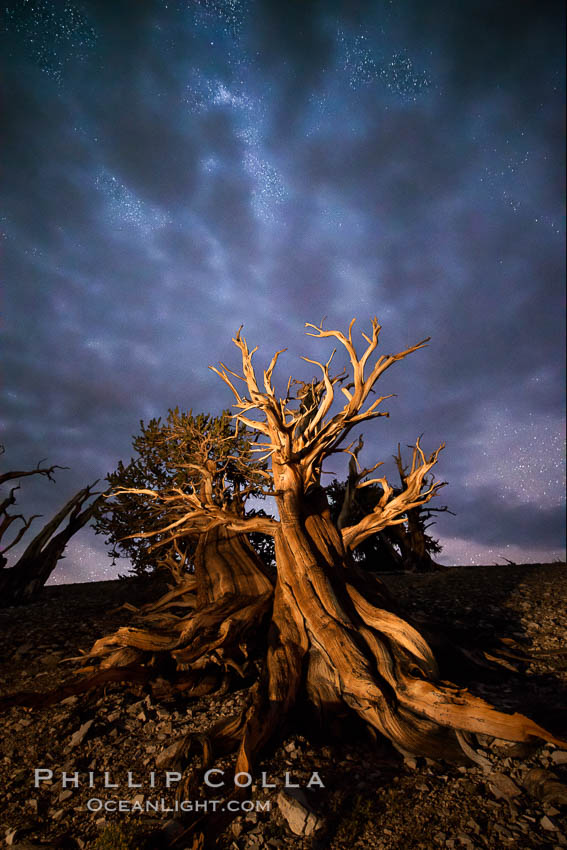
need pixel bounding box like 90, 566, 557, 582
88, 408, 275, 678
93, 408, 275, 582
79, 318, 565, 848
0, 447, 102, 604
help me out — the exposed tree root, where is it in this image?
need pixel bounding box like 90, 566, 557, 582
86, 527, 274, 675
0, 666, 225, 710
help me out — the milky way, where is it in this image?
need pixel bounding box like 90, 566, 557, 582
1, 0, 565, 582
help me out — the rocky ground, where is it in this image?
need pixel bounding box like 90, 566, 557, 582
0, 563, 566, 850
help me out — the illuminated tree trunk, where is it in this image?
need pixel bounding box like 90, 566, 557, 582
239, 466, 561, 771
88, 524, 274, 686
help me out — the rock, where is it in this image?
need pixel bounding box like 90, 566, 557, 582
155, 740, 182, 768
277, 789, 324, 836
551, 751, 567, 766
58, 790, 73, 802
69, 719, 94, 748
488, 772, 522, 802
6, 827, 32, 846
541, 815, 557, 831
466, 818, 481, 834
506, 742, 540, 759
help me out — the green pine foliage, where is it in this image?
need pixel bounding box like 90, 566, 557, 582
94, 408, 273, 577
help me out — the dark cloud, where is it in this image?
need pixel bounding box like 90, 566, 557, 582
449, 487, 565, 549
1, 0, 564, 581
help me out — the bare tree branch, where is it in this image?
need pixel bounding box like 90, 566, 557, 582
341, 439, 446, 550
0, 445, 68, 486
209, 318, 432, 490
109, 484, 278, 543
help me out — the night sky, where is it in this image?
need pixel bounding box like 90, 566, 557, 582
2, 0, 565, 583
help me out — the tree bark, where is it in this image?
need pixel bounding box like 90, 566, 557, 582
87, 524, 274, 682
262, 474, 564, 761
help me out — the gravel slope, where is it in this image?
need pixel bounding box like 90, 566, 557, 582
0, 563, 565, 850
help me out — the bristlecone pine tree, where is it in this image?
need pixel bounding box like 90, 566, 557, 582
95, 411, 445, 582
67, 320, 567, 846
0, 447, 102, 604
93, 408, 275, 582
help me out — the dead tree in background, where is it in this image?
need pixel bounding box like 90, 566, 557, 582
0, 447, 102, 604
80, 317, 565, 849
391, 443, 453, 571
1, 445, 64, 570
328, 437, 452, 572
1, 447, 63, 565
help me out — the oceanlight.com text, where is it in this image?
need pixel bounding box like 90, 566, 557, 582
86, 798, 271, 813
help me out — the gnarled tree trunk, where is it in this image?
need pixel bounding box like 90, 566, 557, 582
87, 524, 274, 694
222, 467, 563, 783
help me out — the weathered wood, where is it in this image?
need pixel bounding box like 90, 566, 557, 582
0, 483, 102, 605
147, 318, 564, 846
87, 524, 274, 680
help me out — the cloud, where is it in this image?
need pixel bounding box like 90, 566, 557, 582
2, 0, 564, 581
